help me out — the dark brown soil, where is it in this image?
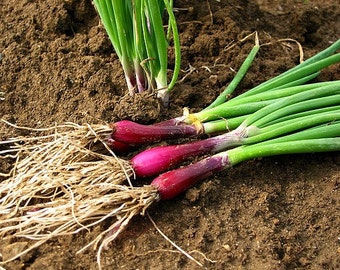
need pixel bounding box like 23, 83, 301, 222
1, 0, 340, 269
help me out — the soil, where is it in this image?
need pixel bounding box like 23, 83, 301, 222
1, 0, 340, 269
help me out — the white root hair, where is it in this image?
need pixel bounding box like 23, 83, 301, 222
0, 121, 159, 268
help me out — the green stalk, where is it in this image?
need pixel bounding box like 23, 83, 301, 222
264, 105, 340, 126
284, 38, 340, 74
163, 0, 181, 91
244, 109, 340, 144
241, 84, 340, 127
202, 114, 249, 134
190, 74, 340, 124
191, 99, 282, 122
200, 39, 340, 114
225, 80, 339, 107
132, 0, 147, 92
109, 0, 134, 66
233, 39, 340, 99
228, 137, 340, 166
93, 0, 181, 100
145, 0, 168, 88
203, 103, 340, 146
156, 0, 181, 105
203, 84, 340, 141
228, 122, 340, 166
270, 72, 319, 90
94, 0, 137, 94
232, 52, 340, 100
257, 121, 340, 144
199, 86, 340, 134
204, 33, 260, 110
93, 0, 121, 58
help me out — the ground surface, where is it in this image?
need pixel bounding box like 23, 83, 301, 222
1, 0, 340, 269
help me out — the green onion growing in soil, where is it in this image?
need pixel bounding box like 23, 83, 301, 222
92, 0, 181, 105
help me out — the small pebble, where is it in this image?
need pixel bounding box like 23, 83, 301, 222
223, 244, 231, 252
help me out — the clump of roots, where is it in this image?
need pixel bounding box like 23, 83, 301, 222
0, 121, 133, 213
0, 183, 158, 267
0, 121, 159, 268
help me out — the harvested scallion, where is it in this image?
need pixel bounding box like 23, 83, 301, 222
132, 107, 340, 176
2, 117, 338, 267
151, 124, 340, 199
108, 40, 340, 147
1, 38, 340, 270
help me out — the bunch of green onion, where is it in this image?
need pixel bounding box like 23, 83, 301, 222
0, 39, 340, 268
146, 92, 340, 199
108, 39, 340, 149
92, 0, 180, 105
95, 40, 340, 259
97, 39, 340, 263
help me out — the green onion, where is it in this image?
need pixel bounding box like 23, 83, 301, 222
131, 83, 340, 177
204, 32, 260, 109
105, 39, 340, 149
152, 124, 340, 199
1, 103, 338, 266
1, 38, 340, 268
92, 0, 181, 104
